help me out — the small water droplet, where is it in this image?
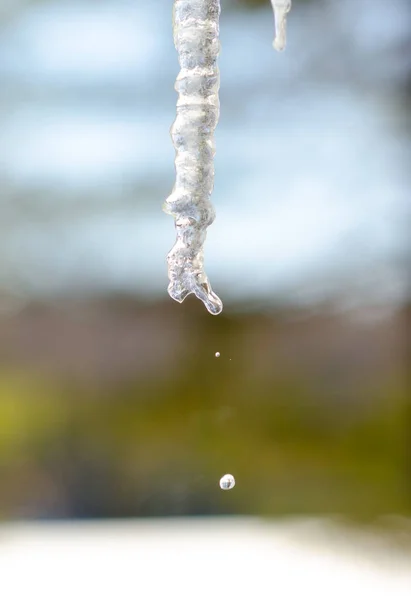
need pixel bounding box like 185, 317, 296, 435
215, 352, 220, 358
219, 474, 235, 490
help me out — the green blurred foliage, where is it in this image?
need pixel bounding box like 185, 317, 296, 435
0, 300, 409, 521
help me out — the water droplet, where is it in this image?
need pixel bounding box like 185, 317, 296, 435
219, 474, 235, 490
215, 352, 220, 358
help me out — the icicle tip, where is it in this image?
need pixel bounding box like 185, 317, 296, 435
272, 38, 285, 52
271, 0, 291, 52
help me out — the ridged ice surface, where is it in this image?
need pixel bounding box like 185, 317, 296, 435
163, 0, 223, 315
271, 0, 292, 51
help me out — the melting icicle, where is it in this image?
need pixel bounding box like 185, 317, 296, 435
271, 0, 291, 51
163, 0, 223, 315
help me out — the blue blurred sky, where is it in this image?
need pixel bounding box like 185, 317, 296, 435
0, 0, 410, 310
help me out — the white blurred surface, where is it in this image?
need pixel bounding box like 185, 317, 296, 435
1, 518, 410, 600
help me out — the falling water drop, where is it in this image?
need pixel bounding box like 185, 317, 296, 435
219, 474, 235, 490
271, 0, 292, 52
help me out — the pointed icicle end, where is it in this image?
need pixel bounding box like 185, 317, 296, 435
271, 0, 292, 52
193, 281, 223, 315
168, 281, 191, 304
273, 38, 285, 52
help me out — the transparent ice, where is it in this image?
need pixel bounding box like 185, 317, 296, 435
164, 0, 291, 315
271, 0, 292, 51
163, 0, 223, 315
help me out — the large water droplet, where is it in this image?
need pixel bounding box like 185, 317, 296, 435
219, 473, 235, 490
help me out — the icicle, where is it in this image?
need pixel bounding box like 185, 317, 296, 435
163, 0, 223, 315
271, 0, 291, 51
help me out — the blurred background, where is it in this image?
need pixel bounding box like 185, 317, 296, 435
0, 0, 411, 582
